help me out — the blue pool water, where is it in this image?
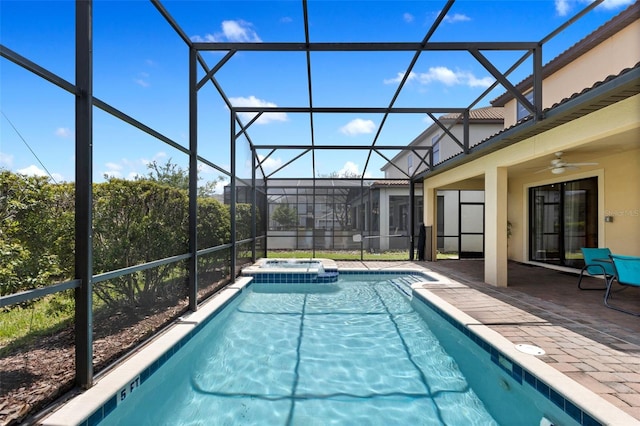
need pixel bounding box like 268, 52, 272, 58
98, 273, 583, 425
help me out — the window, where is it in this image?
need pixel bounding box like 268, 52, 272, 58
432, 140, 440, 164
529, 177, 598, 268
517, 91, 535, 121
407, 154, 413, 175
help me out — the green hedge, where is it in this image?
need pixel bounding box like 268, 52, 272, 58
1, 170, 250, 310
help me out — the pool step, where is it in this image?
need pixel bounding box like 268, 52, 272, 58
388, 275, 422, 297
316, 270, 339, 283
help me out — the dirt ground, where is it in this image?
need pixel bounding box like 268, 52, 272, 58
0, 280, 227, 426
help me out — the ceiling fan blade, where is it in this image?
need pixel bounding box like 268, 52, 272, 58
534, 167, 551, 174
566, 162, 599, 166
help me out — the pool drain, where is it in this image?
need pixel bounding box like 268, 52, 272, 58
515, 344, 545, 355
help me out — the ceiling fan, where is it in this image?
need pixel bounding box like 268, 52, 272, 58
535, 152, 598, 174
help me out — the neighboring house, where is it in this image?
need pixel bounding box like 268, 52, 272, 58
418, 2, 640, 286
262, 179, 424, 253
382, 107, 504, 179
381, 107, 504, 256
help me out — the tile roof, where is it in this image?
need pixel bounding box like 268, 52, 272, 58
439, 106, 504, 121
417, 61, 640, 179
371, 179, 410, 187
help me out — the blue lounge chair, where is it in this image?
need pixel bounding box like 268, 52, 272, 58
605, 254, 640, 316
577, 247, 615, 290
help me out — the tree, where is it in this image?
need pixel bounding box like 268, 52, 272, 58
142, 159, 189, 190
142, 158, 226, 197
271, 204, 298, 230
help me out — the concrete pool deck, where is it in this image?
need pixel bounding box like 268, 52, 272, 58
336, 259, 640, 421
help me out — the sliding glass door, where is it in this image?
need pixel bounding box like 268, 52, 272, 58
529, 177, 598, 268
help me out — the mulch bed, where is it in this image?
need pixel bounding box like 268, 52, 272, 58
0, 279, 228, 426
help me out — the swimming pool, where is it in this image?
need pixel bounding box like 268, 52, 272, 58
42, 269, 634, 425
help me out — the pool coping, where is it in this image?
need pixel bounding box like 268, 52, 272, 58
38, 267, 639, 426
241, 257, 338, 274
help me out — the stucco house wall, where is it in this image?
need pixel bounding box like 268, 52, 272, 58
382, 108, 504, 179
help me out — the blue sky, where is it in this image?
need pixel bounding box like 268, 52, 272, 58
0, 0, 634, 189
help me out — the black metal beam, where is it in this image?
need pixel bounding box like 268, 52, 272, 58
408, 147, 434, 177
193, 41, 539, 52
92, 254, 192, 284
362, 0, 455, 178
93, 98, 189, 156
409, 181, 415, 260
0, 279, 81, 309
197, 51, 235, 90
540, 0, 604, 44
188, 46, 198, 311
302, 0, 317, 181
266, 149, 312, 178
251, 150, 257, 262
74, 0, 93, 389
151, 0, 193, 47
230, 112, 237, 281
255, 144, 416, 150
0, 44, 76, 94
533, 45, 544, 121
373, 148, 411, 178
469, 48, 535, 115
233, 106, 467, 114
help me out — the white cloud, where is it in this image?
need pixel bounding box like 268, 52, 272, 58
229, 96, 288, 124
214, 177, 230, 194
600, 0, 635, 9
403, 12, 414, 23
443, 13, 471, 23
198, 163, 216, 175
256, 154, 283, 173
459, 71, 495, 88
418, 66, 460, 86
222, 20, 261, 42
555, 0, 571, 15
103, 162, 122, 179
134, 72, 150, 88
339, 119, 376, 136
280, 16, 293, 24
383, 71, 417, 85
555, 0, 632, 16
191, 19, 261, 43
103, 151, 168, 180
387, 66, 493, 88
16, 164, 64, 182
339, 161, 360, 176
0, 152, 14, 167
141, 151, 167, 166
18, 164, 47, 176
335, 161, 371, 178
105, 162, 123, 171
55, 127, 72, 138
